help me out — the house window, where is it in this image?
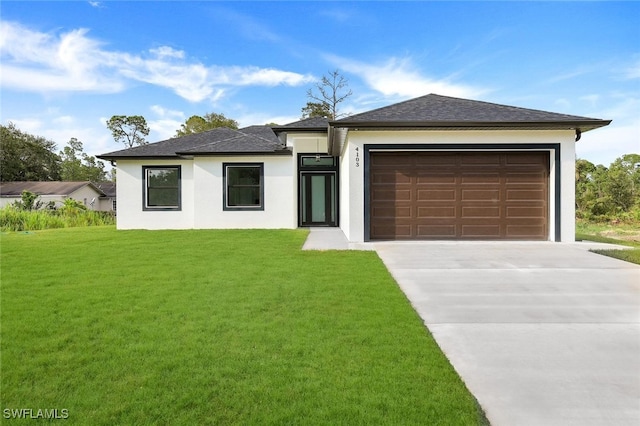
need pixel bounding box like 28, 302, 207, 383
143, 166, 181, 211
223, 163, 264, 210
112, 199, 117, 211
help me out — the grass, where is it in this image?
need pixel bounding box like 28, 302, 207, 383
1, 227, 487, 425
0, 208, 115, 231
576, 220, 640, 265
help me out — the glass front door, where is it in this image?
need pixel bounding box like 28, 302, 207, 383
300, 172, 336, 226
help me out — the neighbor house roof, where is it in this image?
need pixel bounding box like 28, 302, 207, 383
98, 126, 291, 160
0, 181, 105, 197
95, 182, 116, 198
332, 94, 611, 132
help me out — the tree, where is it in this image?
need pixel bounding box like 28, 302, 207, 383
304, 69, 353, 120
575, 154, 640, 220
301, 101, 332, 120
175, 113, 238, 137
0, 123, 61, 181
605, 154, 640, 212
59, 138, 107, 182
106, 115, 150, 148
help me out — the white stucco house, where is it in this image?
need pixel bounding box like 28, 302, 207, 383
98, 94, 610, 242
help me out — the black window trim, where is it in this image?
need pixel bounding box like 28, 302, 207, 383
223, 162, 265, 211
142, 165, 182, 211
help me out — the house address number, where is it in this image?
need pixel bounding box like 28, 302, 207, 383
355, 147, 360, 167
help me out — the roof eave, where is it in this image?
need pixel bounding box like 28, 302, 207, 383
272, 126, 328, 133
175, 149, 293, 156
329, 120, 611, 132
96, 154, 185, 161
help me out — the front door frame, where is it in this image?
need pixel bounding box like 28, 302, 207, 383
298, 154, 339, 227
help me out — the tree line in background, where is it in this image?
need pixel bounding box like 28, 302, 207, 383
575, 154, 640, 222
1, 123, 108, 182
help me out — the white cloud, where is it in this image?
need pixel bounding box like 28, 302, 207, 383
236, 112, 299, 128
326, 55, 485, 100
0, 20, 314, 102
579, 94, 600, 109
53, 115, 75, 125
147, 105, 185, 140
0, 22, 124, 93
3, 113, 113, 157
150, 105, 184, 119
6, 118, 44, 134
624, 59, 640, 79
576, 95, 640, 166
577, 118, 640, 166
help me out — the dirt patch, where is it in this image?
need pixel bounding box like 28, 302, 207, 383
600, 229, 640, 242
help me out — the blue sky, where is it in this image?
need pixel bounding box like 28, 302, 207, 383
1, 1, 638, 167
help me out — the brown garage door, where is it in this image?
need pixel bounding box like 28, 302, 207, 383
370, 152, 549, 240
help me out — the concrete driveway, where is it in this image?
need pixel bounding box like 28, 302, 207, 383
374, 241, 640, 426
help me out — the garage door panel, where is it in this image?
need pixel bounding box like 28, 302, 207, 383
461, 154, 501, 165
461, 225, 501, 237
372, 172, 411, 184
417, 189, 457, 201
506, 189, 546, 201
415, 155, 457, 166
416, 174, 456, 184
372, 189, 412, 201
416, 225, 456, 237
506, 206, 546, 218
506, 224, 547, 238
372, 223, 412, 238
372, 206, 412, 219
370, 152, 549, 240
505, 172, 547, 183
462, 206, 501, 218
461, 173, 500, 184
505, 153, 548, 165
417, 206, 456, 218
461, 189, 501, 201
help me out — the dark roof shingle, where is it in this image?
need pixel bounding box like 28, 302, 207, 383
272, 117, 329, 131
334, 94, 610, 131
98, 126, 290, 159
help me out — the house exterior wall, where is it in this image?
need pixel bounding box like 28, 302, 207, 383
0, 195, 64, 209
340, 129, 577, 242
98, 197, 116, 212
192, 156, 296, 229
68, 186, 105, 210
115, 156, 296, 230
116, 159, 195, 229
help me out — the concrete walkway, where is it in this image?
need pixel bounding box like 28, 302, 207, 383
374, 241, 640, 426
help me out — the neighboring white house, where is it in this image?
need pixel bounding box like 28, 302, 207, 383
98, 94, 610, 242
95, 182, 117, 212
0, 181, 115, 211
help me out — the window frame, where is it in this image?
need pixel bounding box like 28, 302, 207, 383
223, 163, 264, 211
142, 166, 182, 211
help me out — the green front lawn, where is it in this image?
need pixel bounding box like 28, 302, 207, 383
576, 220, 640, 265
1, 227, 486, 425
